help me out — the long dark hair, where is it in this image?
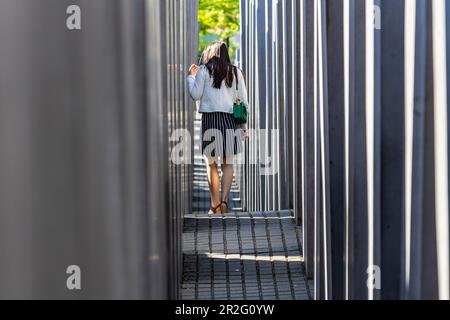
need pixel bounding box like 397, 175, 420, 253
202, 41, 237, 89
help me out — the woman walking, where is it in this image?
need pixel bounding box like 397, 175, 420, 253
187, 41, 248, 215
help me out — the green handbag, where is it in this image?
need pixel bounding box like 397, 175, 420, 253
233, 69, 248, 125
233, 99, 248, 125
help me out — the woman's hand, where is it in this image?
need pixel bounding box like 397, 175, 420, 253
242, 129, 249, 140
239, 125, 249, 141
189, 64, 200, 76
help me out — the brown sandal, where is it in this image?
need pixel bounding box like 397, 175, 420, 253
208, 203, 222, 215
220, 201, 229, 214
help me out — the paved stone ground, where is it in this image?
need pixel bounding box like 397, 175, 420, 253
181, 115, 312, 300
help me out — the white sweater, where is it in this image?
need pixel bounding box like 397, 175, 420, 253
187, 65, 249, 114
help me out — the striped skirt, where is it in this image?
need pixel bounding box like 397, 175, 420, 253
201, 112, 243, 158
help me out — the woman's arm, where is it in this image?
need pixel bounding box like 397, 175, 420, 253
237, 69, 249, 135
237, 68, 249, 107
187, 65, 206, 101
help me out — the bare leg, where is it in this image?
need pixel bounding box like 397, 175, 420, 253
205, 156, 220, 212
220, 157, 234, 213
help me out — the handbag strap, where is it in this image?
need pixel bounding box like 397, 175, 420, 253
233, 66, 240, 102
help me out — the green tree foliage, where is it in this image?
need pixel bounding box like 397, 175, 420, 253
198, 0, 240, 59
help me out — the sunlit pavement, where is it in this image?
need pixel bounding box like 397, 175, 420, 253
181, 116, 312, 300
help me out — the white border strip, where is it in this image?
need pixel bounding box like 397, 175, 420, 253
432, 0, 450, 301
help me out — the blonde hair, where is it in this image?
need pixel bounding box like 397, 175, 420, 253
203, 41, 227, 63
